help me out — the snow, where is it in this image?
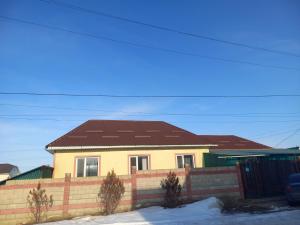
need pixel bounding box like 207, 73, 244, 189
41, 197, 300, 225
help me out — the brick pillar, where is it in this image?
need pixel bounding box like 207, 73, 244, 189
63, 173, 71, 216
236, 163, 245, 199
185, 164, 192, 201
131, 166, 137, 209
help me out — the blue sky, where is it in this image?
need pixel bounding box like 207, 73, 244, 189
0, 0, 300, 172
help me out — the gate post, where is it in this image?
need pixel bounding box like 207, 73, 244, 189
63, 173, 71, 216
184, 164, 192, 201
236, 163, 245, 199
131, 166, 137, 209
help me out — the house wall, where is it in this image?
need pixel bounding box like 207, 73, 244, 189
0, 166, 243, 225
53, 147, 209, 178
0, 174, 9, 182
9, 167, 19, 178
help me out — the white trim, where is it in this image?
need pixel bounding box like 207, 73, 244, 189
129, 155, 149, 173
46, 144, 215, 153
76, 157, 99, 177
176, 154, 195, 168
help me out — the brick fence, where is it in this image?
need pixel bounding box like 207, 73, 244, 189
0, 166, 243, 225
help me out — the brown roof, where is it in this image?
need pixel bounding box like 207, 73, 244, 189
46, 120, 206, 148
46, 120, 271, 150
0, 164, 17, 174
197, 135, 271, 149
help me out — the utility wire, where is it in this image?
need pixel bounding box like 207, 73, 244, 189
39, 0, 300, 58
0, 116, 79, 122
0, 149, 40, 153
253, 127, 300, 139
0, 92, 300, 98
1, 103, 300, 116
1, 113, 300, 118
274, 128, 300, 147
0, 116, 299, 123
0, 15, 299, 71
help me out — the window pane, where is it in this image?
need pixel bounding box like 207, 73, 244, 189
142, 157, 148, 170
177, 156, 183, 168
138, 156, 148, 170
184, 155, 194, 168
86, 158, 98, 177
77, 158, 84, 177
130, 157, 136, 170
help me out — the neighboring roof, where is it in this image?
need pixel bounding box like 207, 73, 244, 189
0, 164, 17, 174
10, 165, 53, 180
197, 135, 271, 150
0, 165, 53, 185
210, 148, 300, 156
46, 120, 211, 149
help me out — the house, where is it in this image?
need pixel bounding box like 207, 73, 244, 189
195, 135, 300, 167
203, 148, 300, 167
0, 165, 53, 185
46, 120, 271, 178
0, 164, 20, 181
197, 135, 271, 150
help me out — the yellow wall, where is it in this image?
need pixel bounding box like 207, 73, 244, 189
0, 174, 9, 182
52, 147, 209, 178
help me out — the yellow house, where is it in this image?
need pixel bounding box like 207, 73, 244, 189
46, 120, 214, 178
46, 120, 271, 178
0, 164, 20, 181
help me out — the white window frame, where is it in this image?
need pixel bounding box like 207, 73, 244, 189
176, 154, 195, 168
76, 157, 99, 177
129, 155, 150, 173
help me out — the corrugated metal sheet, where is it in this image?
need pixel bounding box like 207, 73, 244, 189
9, 166, 53, 180
204, 152, 300, 167
209, 148, 300, 155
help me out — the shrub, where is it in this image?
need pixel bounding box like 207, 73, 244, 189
98, 169, 125, 215
160, 171, 182, 208
27, 183, 53, 223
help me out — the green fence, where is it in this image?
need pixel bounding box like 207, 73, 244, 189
203, 153, 300, 167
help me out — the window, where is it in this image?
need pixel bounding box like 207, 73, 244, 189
176, 155, 194, 168
76, 157, 99, 177
129, 156, 149, 172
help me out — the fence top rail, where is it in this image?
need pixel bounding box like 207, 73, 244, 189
4, 178, 64, 185
190, 166, 236, 172
136, 168, 185, 175
1, 166, 237, 188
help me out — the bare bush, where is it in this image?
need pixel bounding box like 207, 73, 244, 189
27, 183, 53, 223
161, 171, 182, 208
98, 169, 125, 215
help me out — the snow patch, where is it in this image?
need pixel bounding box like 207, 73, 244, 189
40, 197, 300, 225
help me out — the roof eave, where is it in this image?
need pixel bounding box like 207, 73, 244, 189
46, 144, 217, 153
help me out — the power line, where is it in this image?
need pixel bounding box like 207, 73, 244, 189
0, 92, 300, 98
0, 149, 42, 153
0, 15, 299, 71
0, 116, 80, 122
1, 113, 300, 119
253, 128, 300, 139
1, 103, 300, 116
0, 116, 299, 123
39, 0, 300, 58
2, 103, 300, 120
274, 128, 300, 147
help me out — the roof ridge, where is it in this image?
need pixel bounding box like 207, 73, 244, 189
197, 134, 236, 136
87, 119, 166, 122
161, 121, 198, 136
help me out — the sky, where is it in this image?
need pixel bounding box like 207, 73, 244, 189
0, 0, 300, 172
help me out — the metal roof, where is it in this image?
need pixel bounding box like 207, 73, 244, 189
210, 148, 300, 156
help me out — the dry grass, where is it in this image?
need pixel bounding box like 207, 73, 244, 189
219, 196, 273, 214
